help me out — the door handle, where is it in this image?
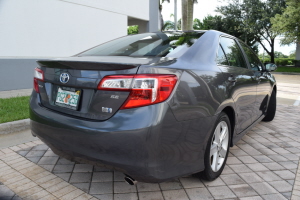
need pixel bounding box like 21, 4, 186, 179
228, 74, 237, 83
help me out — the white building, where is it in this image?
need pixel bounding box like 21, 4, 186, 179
0, 0, 160, 57
0, 0, 161, 91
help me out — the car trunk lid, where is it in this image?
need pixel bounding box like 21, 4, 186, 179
36, 56, 151, 121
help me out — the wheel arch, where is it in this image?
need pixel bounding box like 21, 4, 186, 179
273, 84, 277, 94
266, 84, 277, 109
221, 106, 235, 147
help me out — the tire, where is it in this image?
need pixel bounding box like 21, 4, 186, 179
262, 89, 276, 122
199, 112, 231, 181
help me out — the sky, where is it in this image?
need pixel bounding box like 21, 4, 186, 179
161, 0, 296, 56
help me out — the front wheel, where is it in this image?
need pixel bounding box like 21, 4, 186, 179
200, 112, 231, 181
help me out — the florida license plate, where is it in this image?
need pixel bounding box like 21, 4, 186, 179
55, 87, 81, 110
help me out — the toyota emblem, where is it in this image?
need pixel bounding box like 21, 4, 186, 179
60, 73, 70, 84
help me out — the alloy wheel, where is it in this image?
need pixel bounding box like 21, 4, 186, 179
210, 121, 229, 172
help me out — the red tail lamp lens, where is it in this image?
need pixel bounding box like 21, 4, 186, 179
98, 74, 178, 109
33, 68, 44, 93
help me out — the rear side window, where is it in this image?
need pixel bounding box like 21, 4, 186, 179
216, 45, 229, 65
219, 37, 247, 68
239, 42, 263, 71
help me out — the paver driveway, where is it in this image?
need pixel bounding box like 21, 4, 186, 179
1, 73, 300, 200
0, 104, 300, 200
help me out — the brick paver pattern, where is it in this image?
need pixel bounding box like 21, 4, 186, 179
1, 104, 300, 200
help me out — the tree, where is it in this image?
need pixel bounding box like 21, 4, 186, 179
162, 19, 181, 30
271, 0, 300, 45
289, 50, 296, 59
181, 0, 197, 31
161, 0, 196, 31
271, 0, 300, 60
128, 26, 138, 35
159, 4, 164, 31
193, 15, 258, 53
258, 53, 271, 61
217, 0, 285, 63
274, 51, 288, 58
159, 0, 171, 31
193, 18, 202, 30
193, 16, 223, 31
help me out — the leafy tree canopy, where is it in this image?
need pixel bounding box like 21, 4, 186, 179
258, 53, 271, 60
289, 50, 296, 59
274, 51, 288, 58
193, 15, 258, 53
271, 0, 300, 45
216, 0, 285, 63
162, 19, 181, 31
128, 25, 138, 35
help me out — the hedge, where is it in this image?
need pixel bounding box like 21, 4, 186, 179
260, 58, 300, 67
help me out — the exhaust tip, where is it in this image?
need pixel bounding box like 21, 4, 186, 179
124, 175, 137, 185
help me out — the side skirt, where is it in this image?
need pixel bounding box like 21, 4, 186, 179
232, 114, 266, 146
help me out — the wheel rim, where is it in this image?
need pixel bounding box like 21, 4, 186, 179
210, 121, 229, 172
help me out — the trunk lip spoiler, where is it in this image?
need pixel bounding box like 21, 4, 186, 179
36, 60, 140, 71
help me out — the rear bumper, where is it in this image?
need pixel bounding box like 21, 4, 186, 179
30, 92, 214, 182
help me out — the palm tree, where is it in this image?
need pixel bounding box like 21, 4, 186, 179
181, 0, 197, 31
160, 0, 170, 31
162, 19, 182, 30
161, 0, 197, 31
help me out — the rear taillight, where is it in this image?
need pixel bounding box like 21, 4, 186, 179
34, 68, 44, 93
98, 74, 178, 109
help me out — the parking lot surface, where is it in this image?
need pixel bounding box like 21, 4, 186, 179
275, 74, 300, 106
1, 73, 300, 200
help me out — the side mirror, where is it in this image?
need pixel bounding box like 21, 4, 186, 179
265, 63, 277, 72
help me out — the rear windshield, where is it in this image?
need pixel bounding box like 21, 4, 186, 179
78, 32, 204, 58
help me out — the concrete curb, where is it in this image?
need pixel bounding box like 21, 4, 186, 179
0, 119, 30, 135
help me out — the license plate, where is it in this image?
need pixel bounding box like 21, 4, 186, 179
55, 87, 81, 110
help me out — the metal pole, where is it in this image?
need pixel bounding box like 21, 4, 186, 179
174, 0, 177, 31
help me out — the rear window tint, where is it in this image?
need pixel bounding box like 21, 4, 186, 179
79, 32, 204, 58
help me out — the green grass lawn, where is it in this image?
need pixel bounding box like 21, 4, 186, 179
275, 67, 300, 73
0, 96, 30, 124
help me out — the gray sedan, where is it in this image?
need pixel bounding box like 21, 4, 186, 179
30, 30, 277, 184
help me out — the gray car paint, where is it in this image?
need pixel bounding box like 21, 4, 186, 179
37, 57, 179, 121
30, 30, 276, 183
